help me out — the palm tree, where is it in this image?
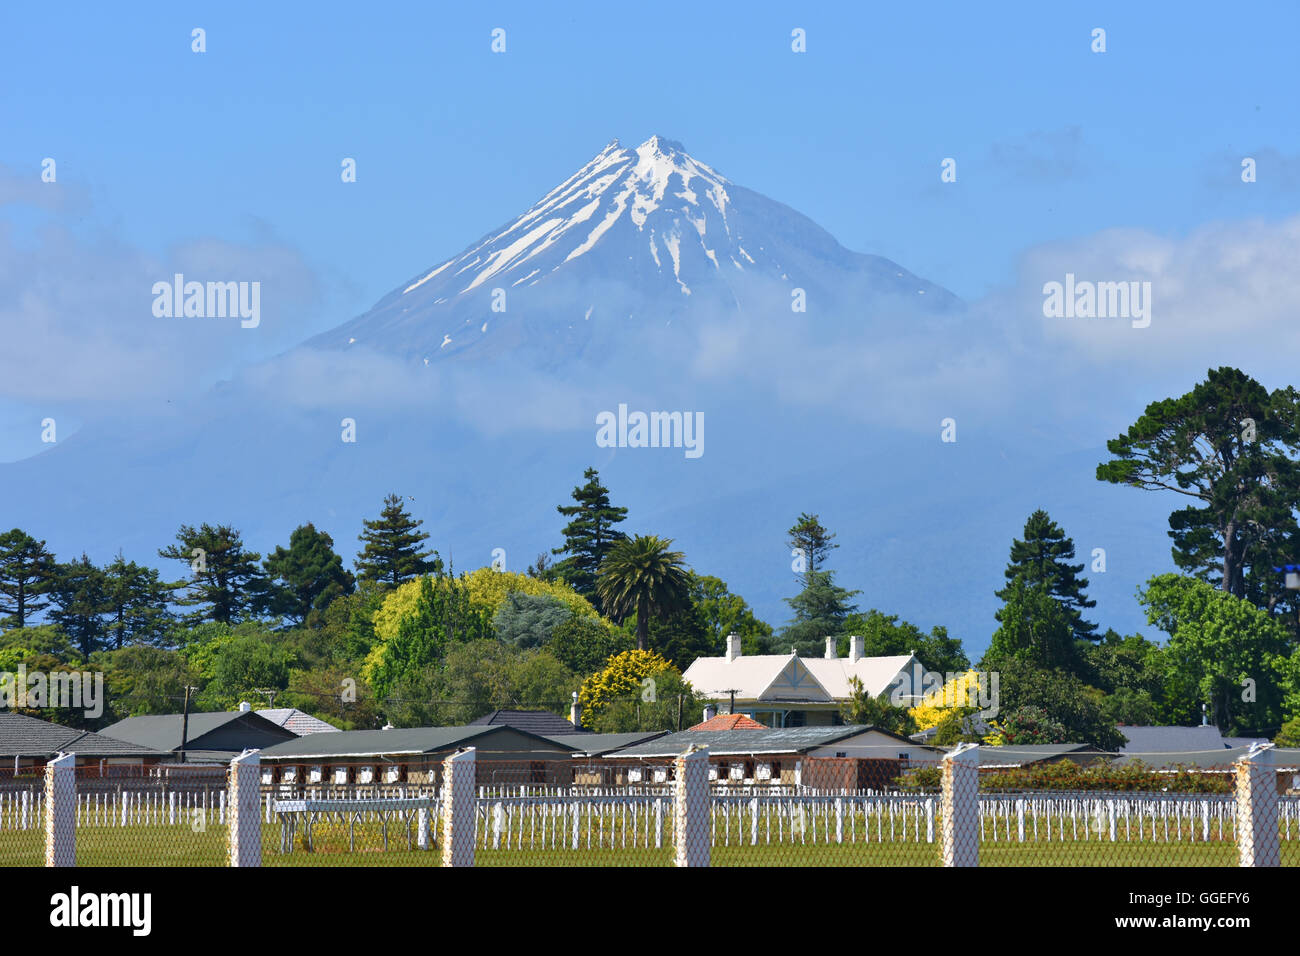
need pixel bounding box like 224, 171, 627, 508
596, 535, 691, 651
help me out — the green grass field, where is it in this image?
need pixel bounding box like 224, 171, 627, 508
2, 813, 1297, 867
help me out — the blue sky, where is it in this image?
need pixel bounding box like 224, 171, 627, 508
2, 3, 1300, 644
3, 1, 1297, 331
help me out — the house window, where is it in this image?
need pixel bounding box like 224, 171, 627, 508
835, 751, 847, 758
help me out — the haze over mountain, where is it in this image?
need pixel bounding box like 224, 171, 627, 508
0, 135, 1181, 657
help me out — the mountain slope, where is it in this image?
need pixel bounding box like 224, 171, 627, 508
308, 136, 958, 362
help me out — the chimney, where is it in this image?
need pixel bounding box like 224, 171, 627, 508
703, 704, 717, 722
570, 691, 582, 728
825, 636, 837, 659
726, 633, 742, 662
849, 635, 864, 663
238, 701, 251, 713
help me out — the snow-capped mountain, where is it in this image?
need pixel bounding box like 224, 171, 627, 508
310, 135, 958, 362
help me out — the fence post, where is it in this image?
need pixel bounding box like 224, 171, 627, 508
1236, 742, 1280, 867
674, 744, 710, 867
228, 750, 262, 867
441, 747, 476, 867
941, 742, 979, 867
44, 752, 76, 867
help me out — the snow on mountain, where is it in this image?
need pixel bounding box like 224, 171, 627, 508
308, 136, 958, 362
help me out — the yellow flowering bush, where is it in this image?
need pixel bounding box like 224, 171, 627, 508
577, 649, 676, 728
908, 668, 983, 732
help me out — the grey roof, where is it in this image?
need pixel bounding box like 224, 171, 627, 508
1224, 736, 1272, 749
256, 708, 340, 736
603, 725, 897, 758
976, 744, 1109, 767
258, 724, 578, 760
1116, 724, 1228, 754
469, 709, 588, 735
1112, 745, 1300, 770
0, 713, 165, 759
546, 731, 670, 756
99, 710, 292, 752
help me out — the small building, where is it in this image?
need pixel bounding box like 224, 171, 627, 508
682, 634, 924, 728
1116, 724, 1232, 756
99, 708, 297, 764
602, 725, 938, 791
1, 712, 167, 773
257, 724, 578, 792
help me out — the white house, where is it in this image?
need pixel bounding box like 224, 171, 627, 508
682, 634, 924, 728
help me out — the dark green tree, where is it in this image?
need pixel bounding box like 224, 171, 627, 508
842, 676, 918, 736
159, 524, 267, 625
551, 468, 628, 608
1097, 368, 1300, 616
355, 494, 441, 587
596, 535, 690, 651
783, 569, 860, 656
548, 616, 632, 676
264, 523, 355, 626
492, 592, 573, 648
842, 610, 970, 674
102, 553, 171, 648
0, 528, 56, 629
986, 577, 1080, 672
47, 554, 110, 660
787, 512, 838, 582
690, 574, 774, 656
996, 510, 1097, 643
368, 575, 492, 700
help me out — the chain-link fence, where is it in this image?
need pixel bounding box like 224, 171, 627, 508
5, 744, 1297, 867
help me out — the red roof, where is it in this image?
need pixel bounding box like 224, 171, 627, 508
688, 713, 768, 731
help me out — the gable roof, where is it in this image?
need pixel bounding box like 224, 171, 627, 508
258, 724, 579, 760
99, 710, 296, 752
1117, 725, 1228, 754
0, 712, 165, 759
682, 653, 917, 702
546, 731, 670, 756
689, 713, 767, 731
976, 743, 1108, 767
256, 708, 341, 736
468, 709, 588, 735
605, 725, 900, 758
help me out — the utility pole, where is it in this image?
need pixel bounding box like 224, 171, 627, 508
179, 685, 198, 764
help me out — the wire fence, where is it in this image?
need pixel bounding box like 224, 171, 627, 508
5, 748, 1298, 866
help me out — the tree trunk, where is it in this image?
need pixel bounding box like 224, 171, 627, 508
636, 598, 648, 651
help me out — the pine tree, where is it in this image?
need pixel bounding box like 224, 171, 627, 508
995, 510, 1097, 643
551, 468, 628, 607
264, 523, 355, 625
159, 523, 267, 625
783, 569, 860, 656
0, 528, 56, 629
102, 553, 172, 648
48, 554, 110, 659
355, 494, 441, 587
787, 513, 838, 584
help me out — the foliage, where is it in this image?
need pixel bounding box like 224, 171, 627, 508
577, 649, 675, 728
842, 676, 917, 736
548, 615, 631, 675
263, 523, 355, 626
159, 523, 267, 625
782, 569, 859, 656
586, 668, 705, 733
550, 467, 628, 608
355, 493, 441, 587
986, 577, 1080, 673
996, 510, 1097, 643
1097, 367, 1300, 620
979, 760, 1233, 794
492, 591, 574, 648
986, 705, 1069, 745
364, 575, 492, 700
1276, 717, 1300, 747
786, 513, 838, 578
0, 528, 55, 629
689, 574, 773, 656
985, 657, 1125, 750
93, 646, 198, 720
840, 610, 969, 674
909, 670, 986, 732
596, 535, 691, 651
1139, 573, 1288, 734
47, 554, 110, 659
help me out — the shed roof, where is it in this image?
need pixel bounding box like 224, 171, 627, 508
469, 709, 587, 735
100, 711, 294, 752
546, 731, 670, 756
256, 708, 341, 736
258, 724, 577, 760
0, 712, 165, 759
604, 725, 905, 758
